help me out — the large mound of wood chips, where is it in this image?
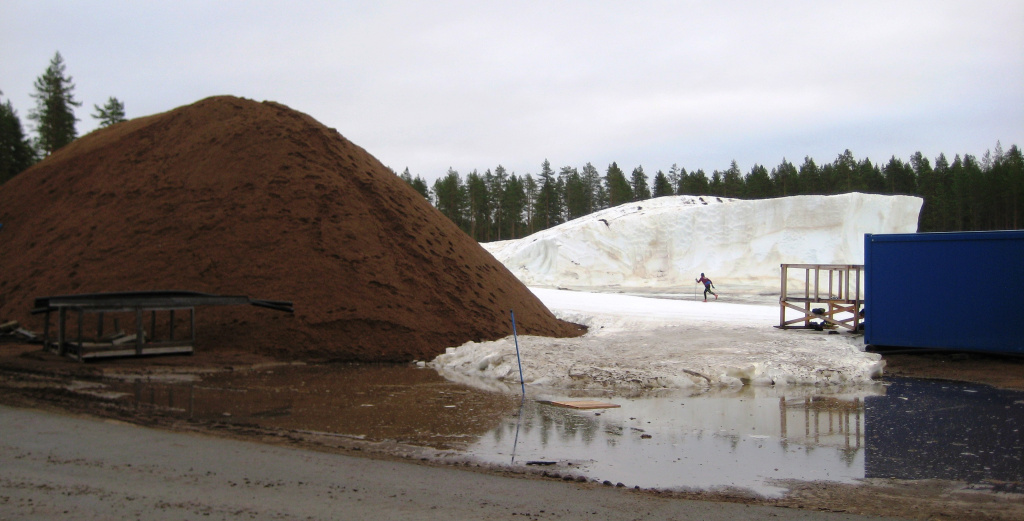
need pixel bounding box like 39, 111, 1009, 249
0, 96, 583, 362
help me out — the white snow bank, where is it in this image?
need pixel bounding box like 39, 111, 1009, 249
482, 193, 922, 290
431, 288, 885, 394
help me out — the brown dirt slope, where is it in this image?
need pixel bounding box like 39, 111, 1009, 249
0, 96, 583, 362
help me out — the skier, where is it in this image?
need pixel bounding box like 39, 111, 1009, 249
696, 273, 717, 302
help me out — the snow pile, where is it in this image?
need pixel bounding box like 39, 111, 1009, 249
483, 193, 922, 290
434, 193, 913, 393
431, 288, 885, 394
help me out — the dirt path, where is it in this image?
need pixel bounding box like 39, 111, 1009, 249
1, 405, 901, 521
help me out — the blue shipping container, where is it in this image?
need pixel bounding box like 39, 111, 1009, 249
864, 230, 1024, 354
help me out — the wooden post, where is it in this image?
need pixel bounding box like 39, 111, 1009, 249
804, 268, 811, 326
136, 307, 144, 356
150, 310, 157, 343
169, 309, 175, 341
76, 309, 84, 359
855, 267, 862, 330
825, 267, 829, 298
43, 310, 52, 352
57, 307, 66, 356
780, 264, 788, 328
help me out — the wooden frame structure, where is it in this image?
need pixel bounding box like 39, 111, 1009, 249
778, 264, 863, 331
33, 291, 292, 361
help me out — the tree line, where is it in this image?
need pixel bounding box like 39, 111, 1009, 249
399, 143, 1024, 242
4, 55, 1020, 237
1, 52, 126, 184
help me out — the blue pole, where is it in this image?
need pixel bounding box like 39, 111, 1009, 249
510, 310, 525, 397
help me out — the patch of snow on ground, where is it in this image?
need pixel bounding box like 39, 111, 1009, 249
431, 288, 885, 395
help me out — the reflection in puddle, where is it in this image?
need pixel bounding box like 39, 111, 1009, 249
469, 379, 1024, 496
471, 387, 874, 496
112, 366, 1023, 497
113, 364, 518, 449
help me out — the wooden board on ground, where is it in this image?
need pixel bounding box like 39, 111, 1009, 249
540, 400, 620, 410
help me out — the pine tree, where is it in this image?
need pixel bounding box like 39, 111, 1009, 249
399, 167, 430, 198
92, 96, 126, 127
832, 149, 860, 192
859, 158, 885, 193
501, 173, 526, 239
562, 165, 591, 220
745, 164, 773, 199
1, 93, 37, 183
630, 165, 651, 200
486, 167, 506, 240
465, 170, 491, 240
911, 152, 940, 231
432, 168, 467, 231
581, 162, 602, 211
28, 52, 81, 156
770, 159, 796, 196
652, 170, 673, 197
523, 174, 537, 234
533, 160, 561, 230
1005, 145, 1024, 229
722, 160, 743, 197
798, 157, 819, 195
682, 169, 710, 195
604, 162, 632, 207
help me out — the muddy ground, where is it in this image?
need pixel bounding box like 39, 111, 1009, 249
1, 340, 1022, 520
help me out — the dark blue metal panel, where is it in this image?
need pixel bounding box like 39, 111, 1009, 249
864, 231, 1024, 354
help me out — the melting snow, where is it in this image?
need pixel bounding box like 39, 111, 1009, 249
432, 193, 920, 393
482, 192, 921, 290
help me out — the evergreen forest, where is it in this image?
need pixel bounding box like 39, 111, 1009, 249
399, 144, 1024, 243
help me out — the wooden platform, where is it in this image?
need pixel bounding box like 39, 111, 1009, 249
778, 264, 863, 331
32, 291, 292, 361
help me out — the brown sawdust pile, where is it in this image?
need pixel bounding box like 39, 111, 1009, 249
0, 96, 584, 362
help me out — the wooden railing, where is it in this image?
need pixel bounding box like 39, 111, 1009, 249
778, 264, 863, 331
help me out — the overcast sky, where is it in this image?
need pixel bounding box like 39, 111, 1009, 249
3, 1, 1022, 183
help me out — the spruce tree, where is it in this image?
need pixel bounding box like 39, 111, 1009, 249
604, 162, 632, 207
533, 160, 562, 229
0, 93, 37, 183
92, 96, 126, 127
652, 170, 673, 197
28, 52, 81, 156
630, 165, 651, 200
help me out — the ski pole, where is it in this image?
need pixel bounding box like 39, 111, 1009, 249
510, 310, 525, 397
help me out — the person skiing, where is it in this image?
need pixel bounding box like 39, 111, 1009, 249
696, 273, 717, 302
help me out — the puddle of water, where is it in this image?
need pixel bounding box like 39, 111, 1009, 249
107, 365, 1024, 497
469, 387, 873, 496
468, 378, 1024, 496
865, 378, 1024, 483
108, 364, 519, 449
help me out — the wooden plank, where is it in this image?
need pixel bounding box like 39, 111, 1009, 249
78, 345, 194, 360
541, 400, 621, 410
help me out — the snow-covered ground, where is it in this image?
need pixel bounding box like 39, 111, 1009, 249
432, 194, 921, 394
431, 287, 885, 395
